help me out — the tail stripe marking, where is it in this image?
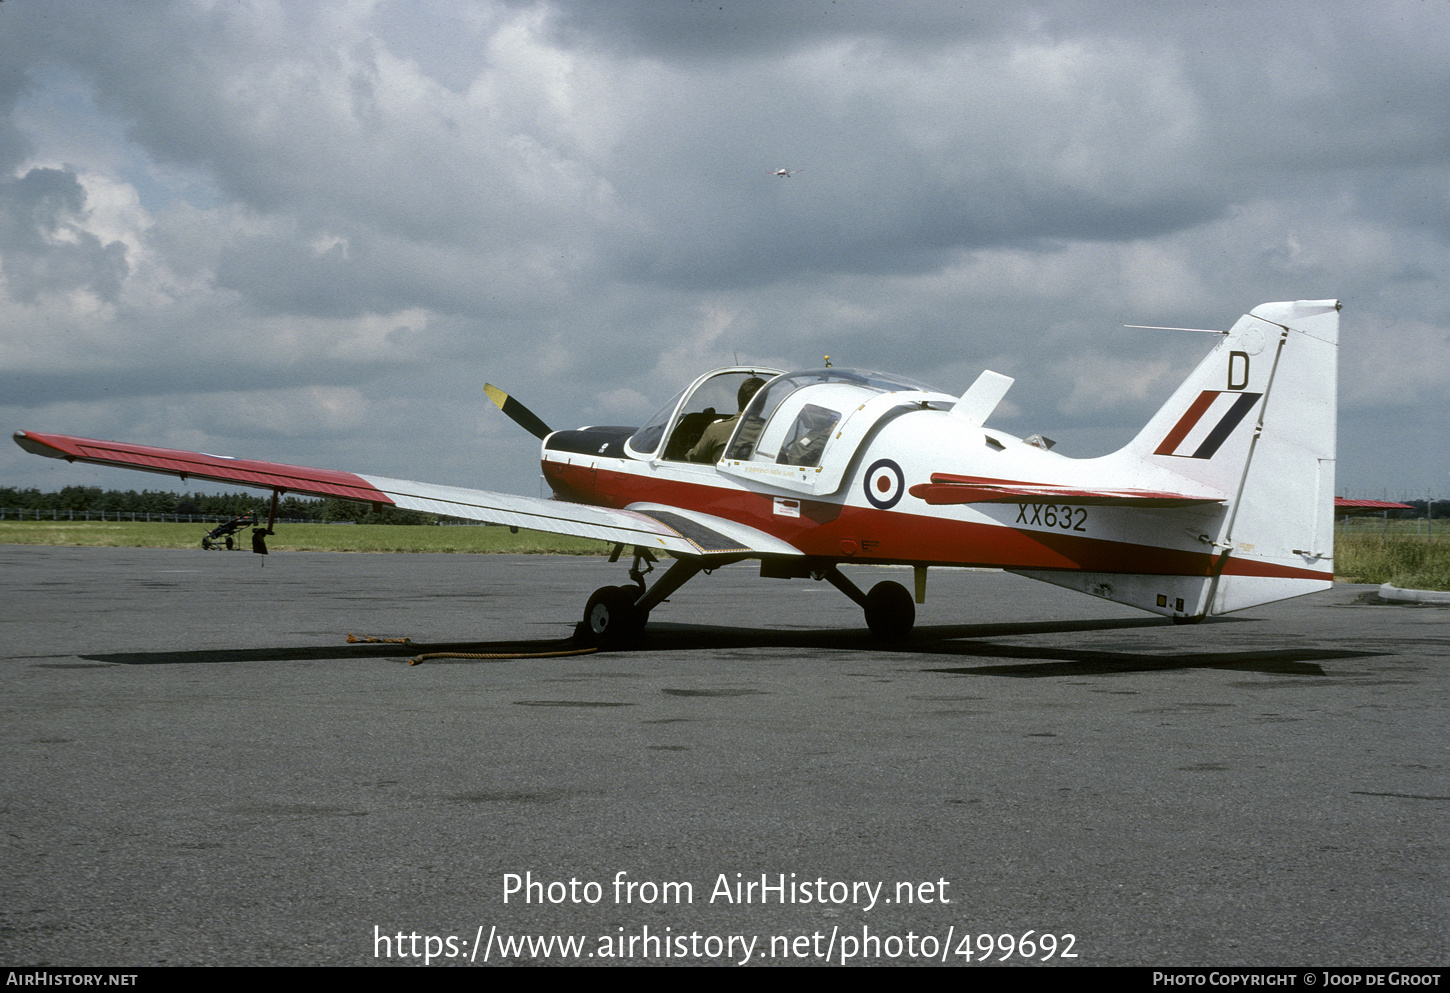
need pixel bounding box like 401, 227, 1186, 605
1154, 390, 1262, 459
1153, 390, 1218, 455
1190, 391, 1261, 459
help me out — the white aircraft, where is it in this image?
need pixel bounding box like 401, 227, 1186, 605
15, 300, 1340, 645
770, 168, 802, 178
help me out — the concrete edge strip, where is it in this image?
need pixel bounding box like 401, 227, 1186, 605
1379, 583, 1450, 605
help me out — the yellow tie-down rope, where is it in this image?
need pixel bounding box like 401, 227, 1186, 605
347, 634, 598, 665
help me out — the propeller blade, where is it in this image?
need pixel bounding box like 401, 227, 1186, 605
484, 384, 553, 440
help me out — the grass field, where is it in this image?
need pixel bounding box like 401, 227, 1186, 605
4, 520, 1447, 590
0, 521, 612, 555
1332, 534, 1450, 590
1333, 519, 1450, 590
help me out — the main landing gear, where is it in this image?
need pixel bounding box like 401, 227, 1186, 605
574, 548, 918, 648
580, 585, 647, 645
575, 547, 704, 647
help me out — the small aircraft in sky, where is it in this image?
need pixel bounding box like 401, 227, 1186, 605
15, 299, 1340, 645
770, 168, 802, 178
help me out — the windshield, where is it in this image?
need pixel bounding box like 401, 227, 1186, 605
626, 387, 686, 457
625, 368, 781, 462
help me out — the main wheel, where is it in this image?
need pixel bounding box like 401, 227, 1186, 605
864, 581, 915, 640
576, 585, 647, 647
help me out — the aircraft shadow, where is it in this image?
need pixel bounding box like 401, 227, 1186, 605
77, 639, 585, 667
637, 619, 1374, 677
76, 615, 1381, 677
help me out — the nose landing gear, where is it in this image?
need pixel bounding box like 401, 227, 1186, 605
863, 580, 915, 640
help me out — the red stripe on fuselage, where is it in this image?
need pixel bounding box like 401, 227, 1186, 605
547, 459, 1329, 582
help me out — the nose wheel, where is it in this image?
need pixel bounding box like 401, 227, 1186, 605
864, 581, 915, 640
821, 568, 915, 640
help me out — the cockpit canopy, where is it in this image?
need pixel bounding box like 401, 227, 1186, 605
626, 366, 953, 494
724, 368, 942, 467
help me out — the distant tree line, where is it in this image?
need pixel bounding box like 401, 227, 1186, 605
1380, 499, 1450, 520
0, 486, 438, 524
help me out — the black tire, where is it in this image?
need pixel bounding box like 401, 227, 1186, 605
576, 585, 647, 647
224, 536, 234, 550
864, 581, 915, 640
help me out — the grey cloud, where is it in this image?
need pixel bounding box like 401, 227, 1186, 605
3, 1, 1449, 497
25, 9, 613, 257
0, 167, 128, 304
1354, 168, 1450, 245
0, 65, 33, 176
374, 0, 502, 92
214, 234, 399, 319
524, 0, 1025, 58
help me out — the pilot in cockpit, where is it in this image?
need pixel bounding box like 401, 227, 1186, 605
687, 376, 766, 464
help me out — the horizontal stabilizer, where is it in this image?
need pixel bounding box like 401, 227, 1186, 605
908, 472, 1225, 507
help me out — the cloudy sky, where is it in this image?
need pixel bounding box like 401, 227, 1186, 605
2, 0, 1447, 501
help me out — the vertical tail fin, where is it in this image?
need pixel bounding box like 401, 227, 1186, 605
1133, 299, 1340, 614
1015, 300, 1338, 619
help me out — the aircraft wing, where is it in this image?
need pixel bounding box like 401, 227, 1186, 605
908, 473, 1225, 508
13, 430, 802, 559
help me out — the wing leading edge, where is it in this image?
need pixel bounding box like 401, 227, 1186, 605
12, 430, 800, 560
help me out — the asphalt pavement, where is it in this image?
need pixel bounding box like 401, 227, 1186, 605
2, 546, 1445, 967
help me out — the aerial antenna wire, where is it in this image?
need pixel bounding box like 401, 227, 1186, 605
1124, 325, 1226, 334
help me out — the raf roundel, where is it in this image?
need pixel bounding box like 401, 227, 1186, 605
864, 458, 905, 509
